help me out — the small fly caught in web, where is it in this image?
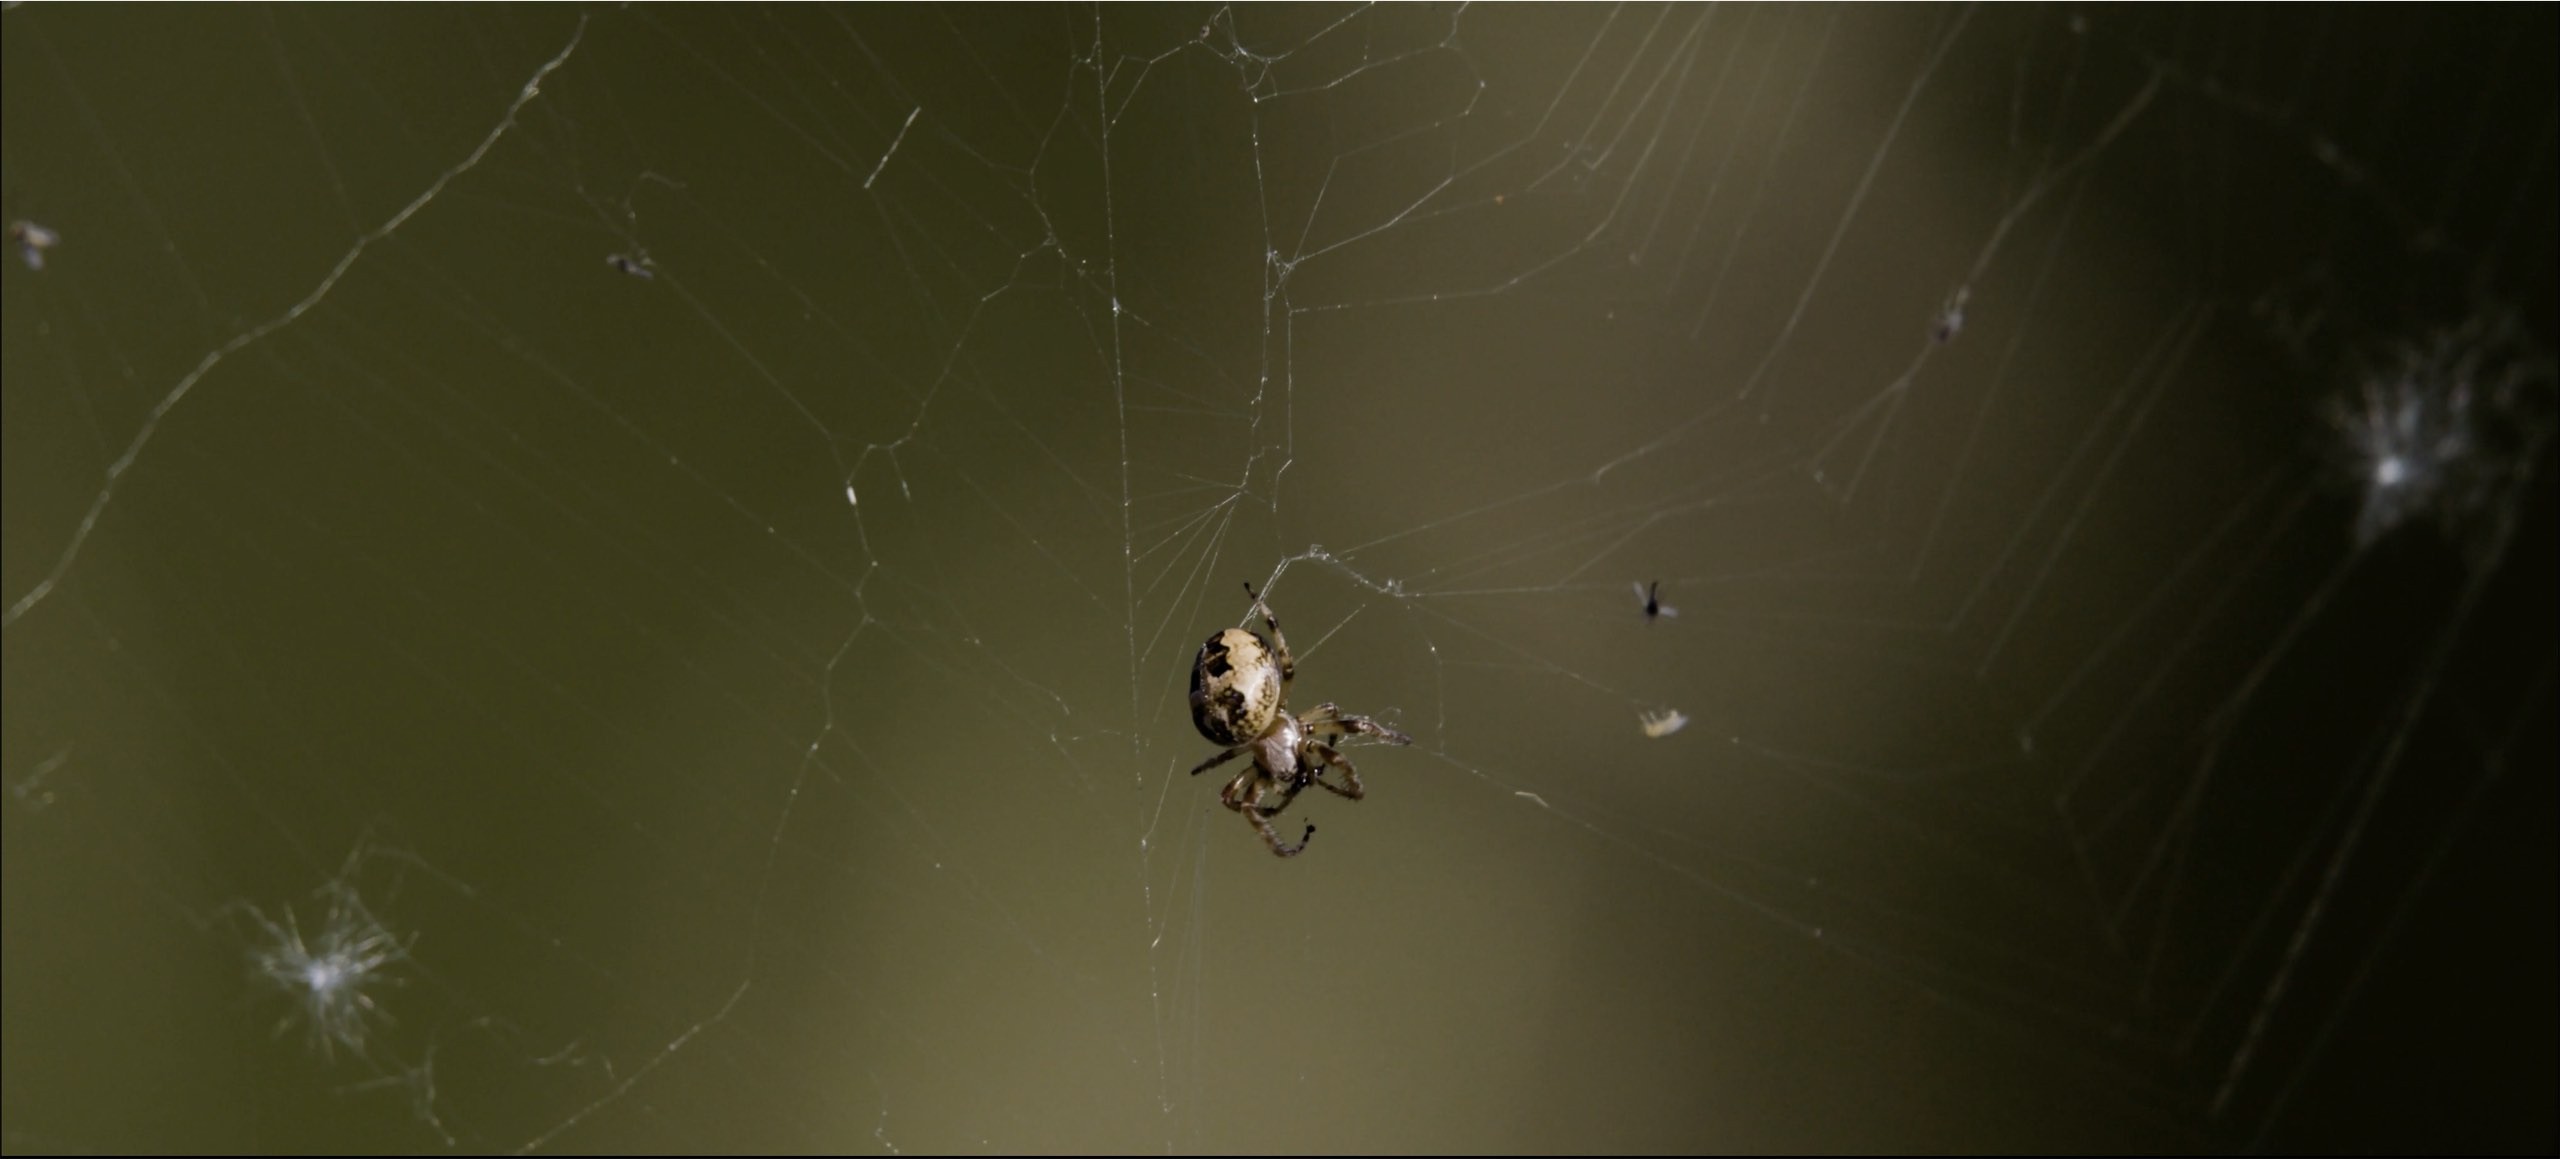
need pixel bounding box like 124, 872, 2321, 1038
1636, 580, 1677, 622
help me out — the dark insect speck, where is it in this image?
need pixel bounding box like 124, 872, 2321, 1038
1638, 580, 1677, 622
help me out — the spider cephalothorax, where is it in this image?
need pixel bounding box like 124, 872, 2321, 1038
1188, 583, 1409, 857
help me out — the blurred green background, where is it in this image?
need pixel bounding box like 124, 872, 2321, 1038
5, 6, 2551, 1152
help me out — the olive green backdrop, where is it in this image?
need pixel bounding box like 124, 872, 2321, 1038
4, 6, 2552, 1153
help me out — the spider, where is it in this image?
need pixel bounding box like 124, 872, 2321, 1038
1189, 582, 1409, 857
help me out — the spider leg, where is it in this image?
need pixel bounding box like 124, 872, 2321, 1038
1237, 774, 1313, 857
1189, 744, 1250, 778
1303, 741, 1365, 800
1243, 581, 1293, 688
1216, 762, 1258, 811
1253, 768, 1312, 818
1300, 704, 1411, 747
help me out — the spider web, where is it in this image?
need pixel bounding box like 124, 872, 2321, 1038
4, 6, 2553, 1151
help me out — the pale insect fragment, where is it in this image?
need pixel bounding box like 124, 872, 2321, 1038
1639, 708, 1689, 738
7, 220, 59, 270
1932, 285, 1970, 343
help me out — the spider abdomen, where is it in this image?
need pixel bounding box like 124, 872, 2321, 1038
1189, 627, 1283, 746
